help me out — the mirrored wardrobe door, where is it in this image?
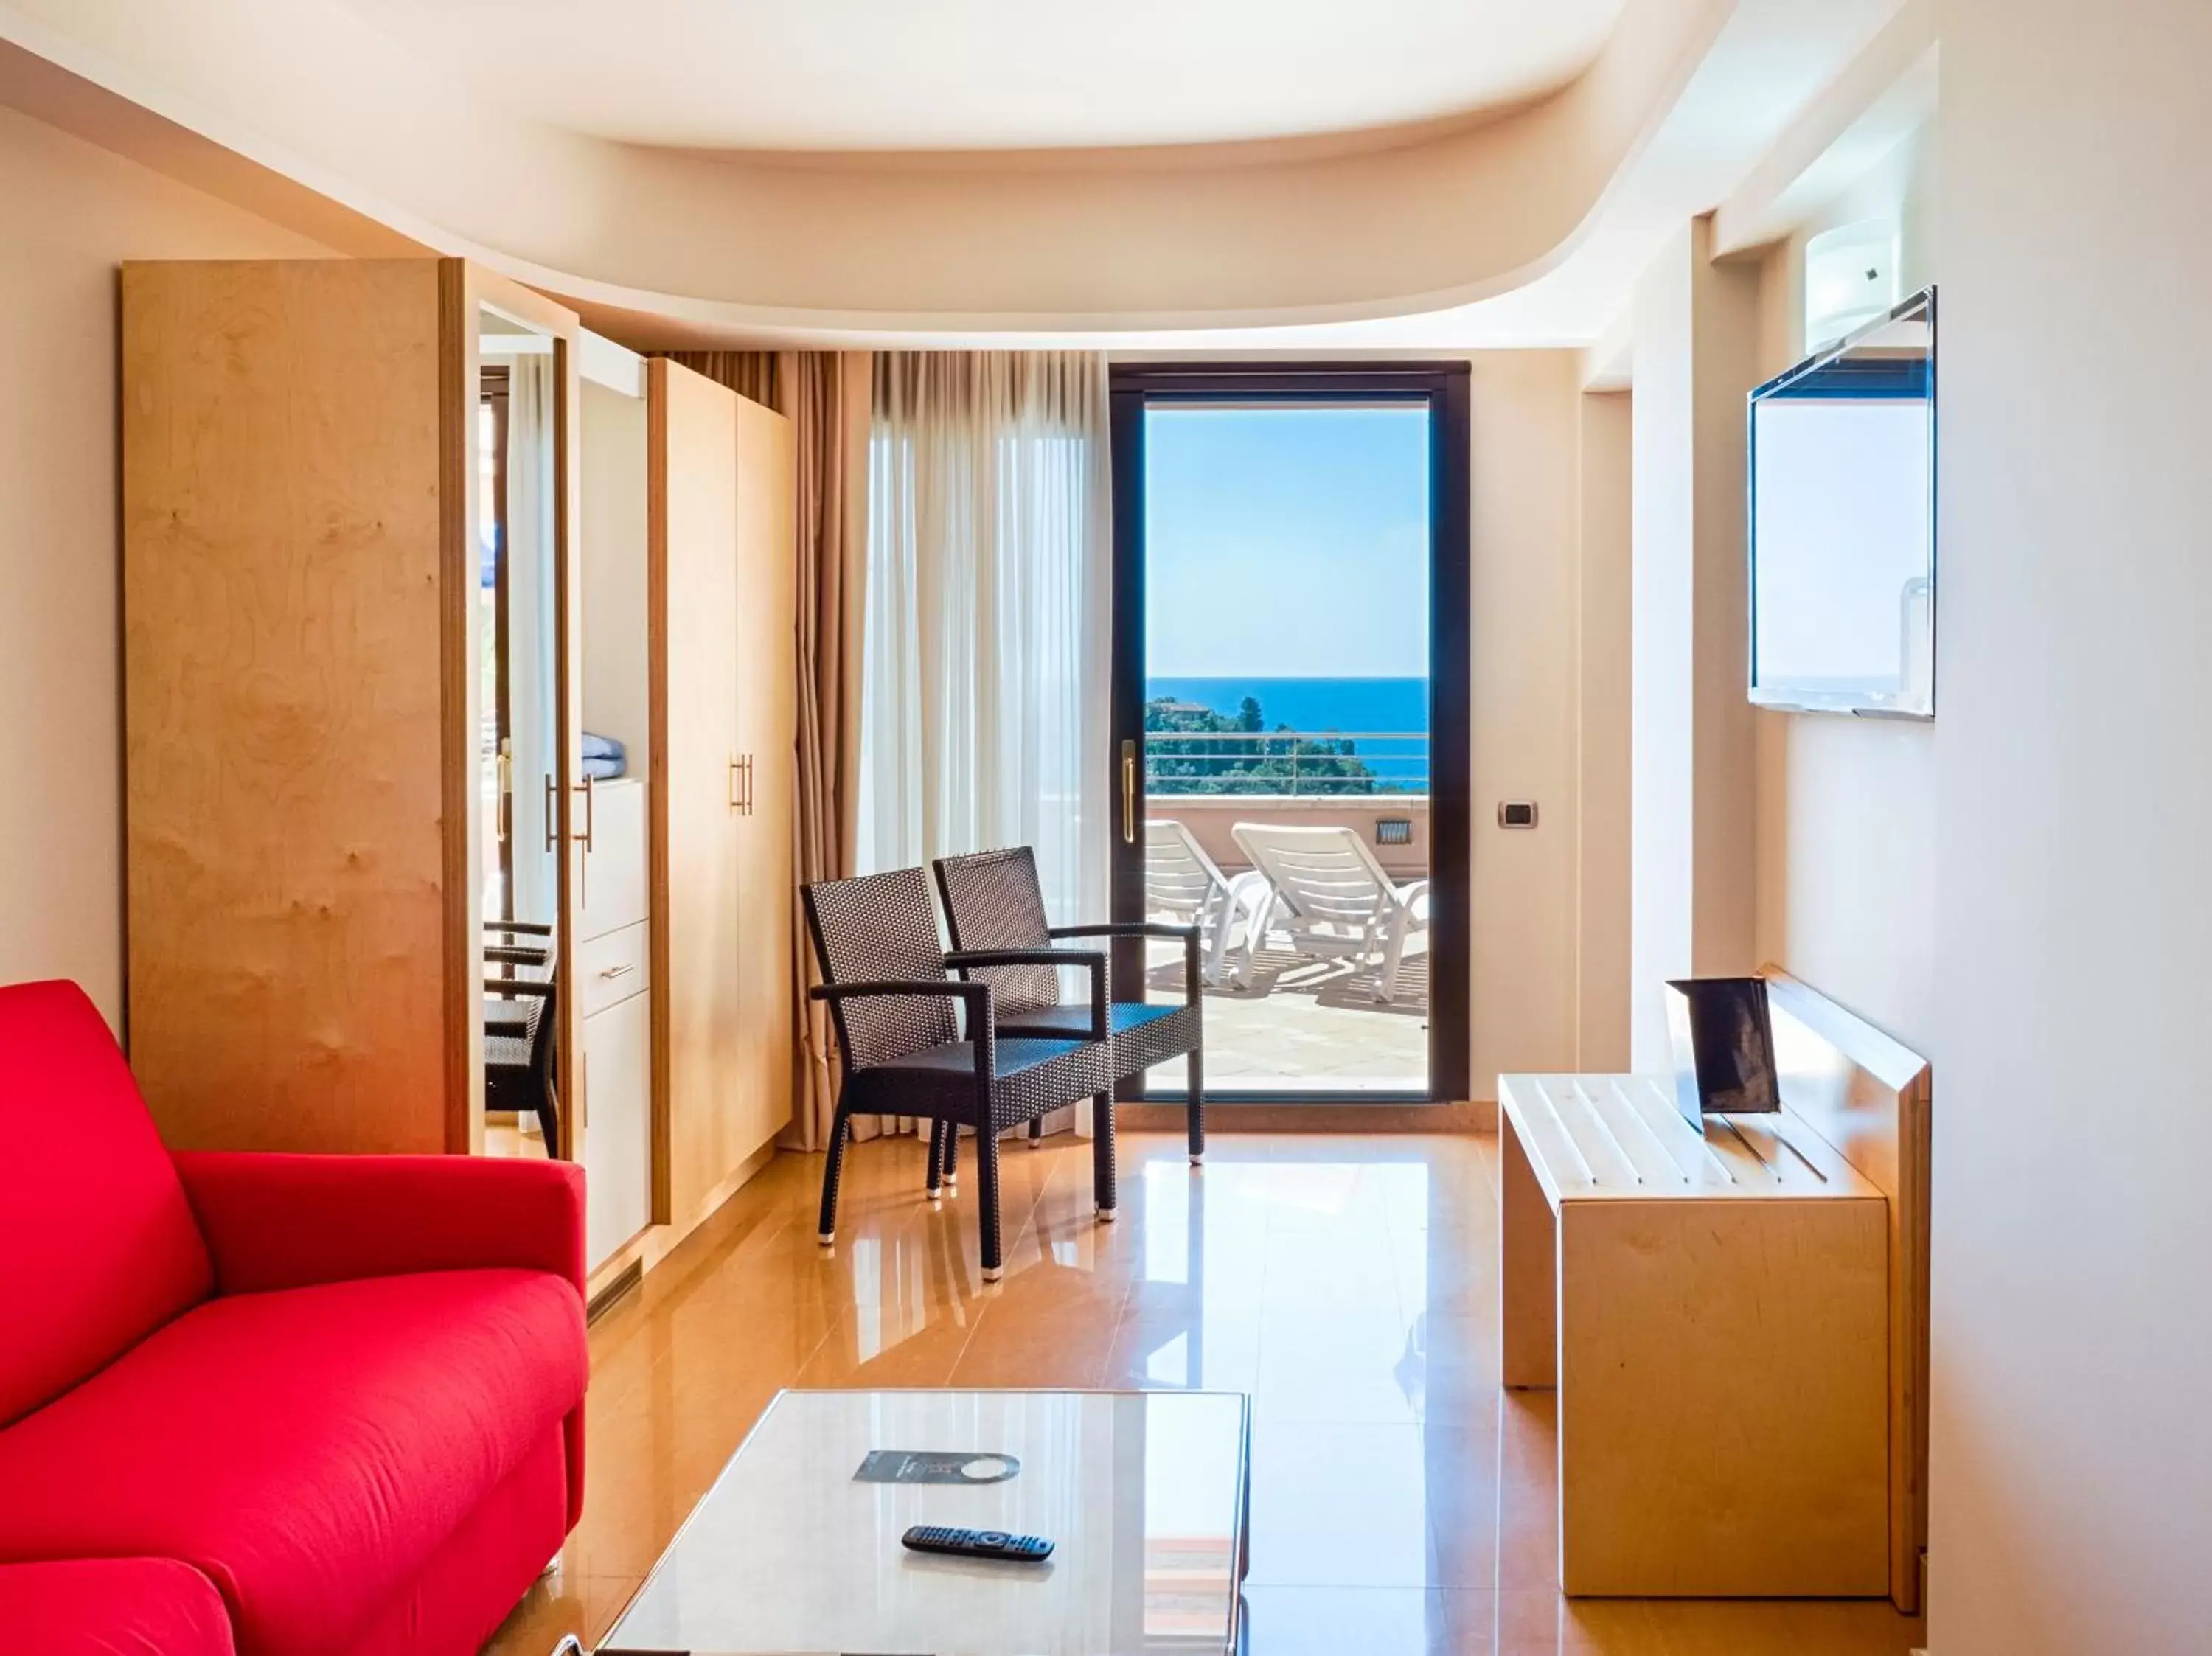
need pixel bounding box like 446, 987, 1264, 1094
476, 290, 582, 1159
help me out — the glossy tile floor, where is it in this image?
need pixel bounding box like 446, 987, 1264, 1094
486, 1133, 1927, 1655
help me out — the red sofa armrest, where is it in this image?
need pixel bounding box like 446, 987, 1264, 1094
173, 1152, 585, 1298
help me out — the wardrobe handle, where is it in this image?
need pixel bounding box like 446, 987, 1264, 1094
743, 753, 756, 817
728, 755, 742, 811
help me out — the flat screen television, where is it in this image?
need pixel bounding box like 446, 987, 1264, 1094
1748, 287, 1936, 718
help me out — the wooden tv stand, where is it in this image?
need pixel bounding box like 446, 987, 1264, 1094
1498, 972, 1931, 1608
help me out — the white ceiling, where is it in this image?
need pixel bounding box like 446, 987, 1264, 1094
341, 0, 1627, 152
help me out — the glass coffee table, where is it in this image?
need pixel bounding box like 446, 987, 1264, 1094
597, 1388, 1251, 1656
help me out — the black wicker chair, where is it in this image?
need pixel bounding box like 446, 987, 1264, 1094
484, 921, 554, 1041
802, 866, 1119, 1281
484, 976, 560, 1153
933, 846, 1206, 1166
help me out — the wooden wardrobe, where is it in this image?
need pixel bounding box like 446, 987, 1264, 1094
120, 266, 796, 1278
120, 257, 584, 1157
646, 359, 796, 1242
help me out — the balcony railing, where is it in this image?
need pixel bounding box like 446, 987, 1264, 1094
1144, 731, 1430, 797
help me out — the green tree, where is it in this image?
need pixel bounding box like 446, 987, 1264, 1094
1143, 694, 1382, 796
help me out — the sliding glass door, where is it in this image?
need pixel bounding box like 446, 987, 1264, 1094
1109, 364, 1471, 1104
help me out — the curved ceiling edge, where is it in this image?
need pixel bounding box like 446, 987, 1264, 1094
0, 0, 1733, 335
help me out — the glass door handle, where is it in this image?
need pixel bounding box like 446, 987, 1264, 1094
543, 774, 558, 854
1121, 740, 1137, 845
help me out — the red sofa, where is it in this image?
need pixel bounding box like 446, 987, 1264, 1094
0, 981, 589, 1656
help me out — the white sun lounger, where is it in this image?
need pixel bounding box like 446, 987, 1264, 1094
1230, 821, 1430, 1002
1144, 818, 1270, 986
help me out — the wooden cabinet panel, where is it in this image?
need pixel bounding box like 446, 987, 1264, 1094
645, 363, 798, 1243
122, 258, 587, 1163
650, 361, 745, 1225
122, 260, 458, 1154
732, 394, 798, 1160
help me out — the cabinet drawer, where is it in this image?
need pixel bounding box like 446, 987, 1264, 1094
578, 920, 650, 1018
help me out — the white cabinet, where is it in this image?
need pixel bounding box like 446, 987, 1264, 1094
582, 988, 652, 1267
578, 776, 647, 941
577, 775, 652, 1270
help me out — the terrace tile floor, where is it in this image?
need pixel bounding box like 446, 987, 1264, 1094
1146, 933, 1430, 1094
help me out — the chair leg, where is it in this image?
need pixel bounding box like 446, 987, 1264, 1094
926, 1119, 947, 1199
818, 1107, 852, 1245
535, 1088, 561, 1159
1186, 1047, 1206, 1165
1029, 1114, 1046, 1148
1093, 1091, 1118, 1220
944, 1121, 960, 1185
977, 1124, 1005, 1281
1377, 910, 1411, 1003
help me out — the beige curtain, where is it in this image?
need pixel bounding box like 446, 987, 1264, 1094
857, 352, 1116, 1138
667, 349, 872, 1151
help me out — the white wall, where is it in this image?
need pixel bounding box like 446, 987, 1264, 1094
1752, 125, 1937, 1051
1628, 217, 1761, 1068
0, 102, 333, 1029
1930, 1, 2212, 1648
1575, 389, 1634, 1070
1630, 232, 1697, 1067
1468, 352, 1587, 1095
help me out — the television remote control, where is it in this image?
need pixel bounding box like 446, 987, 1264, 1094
902, 1525, 1054, 1562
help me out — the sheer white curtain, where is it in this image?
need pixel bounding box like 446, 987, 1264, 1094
858, 350, 1113, 953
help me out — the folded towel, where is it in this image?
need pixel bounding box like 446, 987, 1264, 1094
582, 731, 625, 763
582, 754, 625, 782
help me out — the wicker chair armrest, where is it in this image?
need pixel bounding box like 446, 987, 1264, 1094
809, 978, 987, 1003
1047, 922, 1199, 942
942, 948, 1109, 1040
944, 947, 1105, 971
1048, 922, 1202, 1004
809, 978, 1002, 1082
484, 979, 556, 999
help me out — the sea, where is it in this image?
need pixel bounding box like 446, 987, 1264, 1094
1145, 675, 1429, 735
1146, 675, 1430, 790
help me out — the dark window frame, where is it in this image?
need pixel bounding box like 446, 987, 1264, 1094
1108, 361, 1472, 1105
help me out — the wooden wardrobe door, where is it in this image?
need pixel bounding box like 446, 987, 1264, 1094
122, 260, 457, 1153
731, 394, 798, 1156
649, 361, 745, 1226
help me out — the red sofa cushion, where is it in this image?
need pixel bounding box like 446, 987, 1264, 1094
0, 1558, 234, 1656
0, 981, 212, 1426
0, 1269, 587, 1656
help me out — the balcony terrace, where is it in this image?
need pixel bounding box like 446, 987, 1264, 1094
1141, 731, 1430, 1096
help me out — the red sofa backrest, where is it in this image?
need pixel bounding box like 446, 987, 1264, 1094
0, 981, 213, 1426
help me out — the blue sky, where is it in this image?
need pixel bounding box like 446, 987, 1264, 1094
1144, 405, 1431, 679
